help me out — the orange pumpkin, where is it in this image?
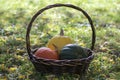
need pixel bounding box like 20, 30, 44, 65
34, 47, 58, 60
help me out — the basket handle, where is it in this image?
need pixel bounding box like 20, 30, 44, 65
26, 3, 96, 59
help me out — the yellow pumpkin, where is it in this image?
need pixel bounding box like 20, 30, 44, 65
46, 29, 73, 53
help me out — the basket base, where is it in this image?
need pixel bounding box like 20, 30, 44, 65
32, 61, 89, 75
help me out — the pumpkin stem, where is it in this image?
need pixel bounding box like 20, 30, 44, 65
60, 28, 64, 36
52, 44, 59, 54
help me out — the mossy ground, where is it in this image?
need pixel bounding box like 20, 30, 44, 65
0, 0, 120, 80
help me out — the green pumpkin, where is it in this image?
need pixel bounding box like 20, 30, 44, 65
59, 44, 88, 60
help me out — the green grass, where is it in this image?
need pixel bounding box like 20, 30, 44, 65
0, 0, 120, 80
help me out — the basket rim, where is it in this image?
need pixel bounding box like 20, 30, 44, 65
30, 48, 94, 64
32, 53, 94, 62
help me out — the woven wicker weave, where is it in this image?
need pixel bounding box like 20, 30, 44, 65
26, 3, 96, 75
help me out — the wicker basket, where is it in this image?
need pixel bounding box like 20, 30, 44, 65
26, 3, 96, 75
